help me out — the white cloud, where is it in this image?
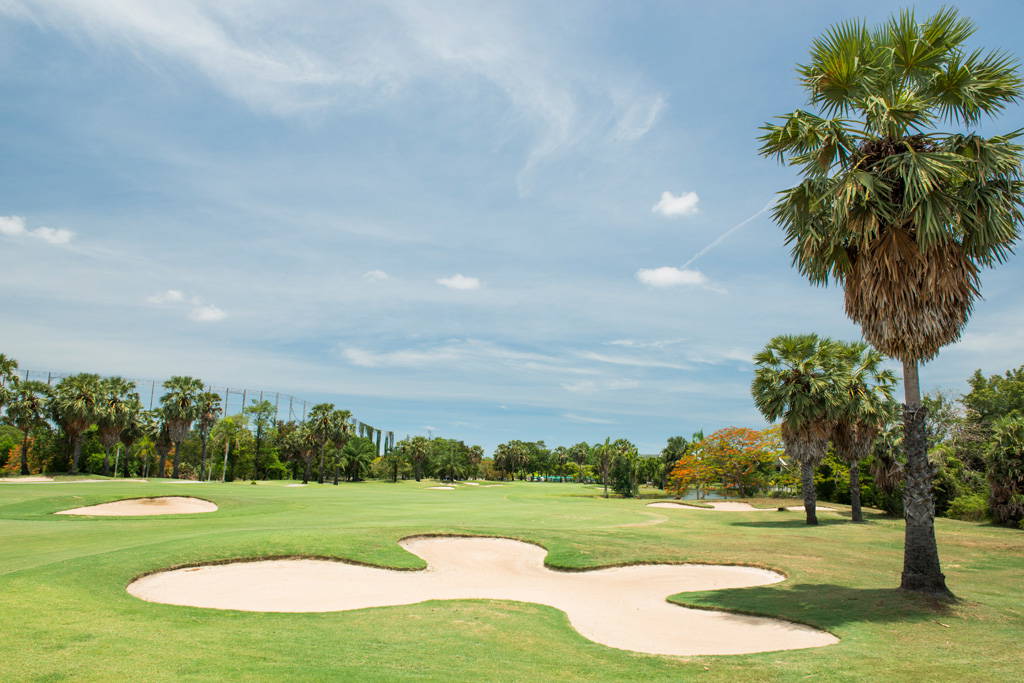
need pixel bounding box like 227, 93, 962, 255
147, 289, 225, 322
437, 274, 481, 290
189, 305, 226, 322
0, 215, 27, 236
363, 270, 390, 282
652, 190, 700, 217
563, 413, 615, 424
147, 289, 185, 304
424, 425, 438, 432
635, 266, 720, 291
0, 215, 74, 244
31, 227, 74, 245
341, 339, 563, 371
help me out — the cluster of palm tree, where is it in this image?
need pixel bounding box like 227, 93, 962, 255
278, 403, 354, 484
0, 356, 222, 479
759, 7, 1023, 595
752, 335, 895, 525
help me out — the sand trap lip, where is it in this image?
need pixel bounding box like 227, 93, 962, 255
127, 536, 836, 656
648, 502, 837, 512
427, 486, 455, 490
56, 496, 218, 516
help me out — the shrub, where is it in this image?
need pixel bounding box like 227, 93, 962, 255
946, 493, 989, 522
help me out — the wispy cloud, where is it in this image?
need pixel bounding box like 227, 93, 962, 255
437, 274, 482, 290
579, 351, 689, 370
1, 1, 666, 186
147, 289, 185, 304
563, 413, 616, 424
363, 270, 390, 282
0, 215, 74, 245
652, 190, 699, 217
188, 304, 226, 322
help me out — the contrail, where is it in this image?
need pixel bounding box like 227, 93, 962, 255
680, 199, 775, 270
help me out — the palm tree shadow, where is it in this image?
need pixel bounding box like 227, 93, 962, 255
675, 583, 956, 630
729, 518, 852, 528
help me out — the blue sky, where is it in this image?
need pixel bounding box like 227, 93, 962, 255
1, 1, 1022, 454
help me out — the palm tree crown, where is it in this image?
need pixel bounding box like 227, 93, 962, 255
759, 8, 1023, 362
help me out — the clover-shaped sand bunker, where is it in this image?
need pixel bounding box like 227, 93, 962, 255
127, 536, 836, 656
649, 501, 836, 512
57, 496, 217, 516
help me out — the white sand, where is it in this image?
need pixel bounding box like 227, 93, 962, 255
285, 484, 307, 488
648, 502, 837, 512
127, 536, 836, 656
461, 482, 480, 486
427, 486, 455, 490
0, 476, 55, 483
56, 496, 217, 516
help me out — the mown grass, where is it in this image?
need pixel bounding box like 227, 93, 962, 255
0, 479, 1021, 681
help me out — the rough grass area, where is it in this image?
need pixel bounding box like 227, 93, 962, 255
0, 480, 1021, 681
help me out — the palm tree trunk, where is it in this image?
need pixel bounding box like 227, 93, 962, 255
317, 445, 326, 484
103, 446, 111, 477
302, 457, 311, 484
900, 359, 951, 596
20, 432, 31, 475
172, 442, 181, 479
200, 437, 209, 481
801, 460, 818, 525
158, 449, 167, 479
850, 461, 863, 522
70, 435, 82, 474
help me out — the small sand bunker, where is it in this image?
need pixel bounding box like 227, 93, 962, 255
285, 484, 307, 488
427, 486, 455, 490
0, 476, 55, 483
57, 496, 217, 516
648, 502, 836, 512
461, 482, 480, 486
128, 536, 836, 656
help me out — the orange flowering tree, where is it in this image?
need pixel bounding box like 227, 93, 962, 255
668, 427, 780, 498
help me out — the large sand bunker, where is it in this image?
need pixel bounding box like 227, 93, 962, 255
57, 496, 217, 516
0, 476, 55, 483
648, 502, 836, 512
127, 536, 836, 656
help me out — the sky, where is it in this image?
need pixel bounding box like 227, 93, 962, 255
1, 0, 1022, 454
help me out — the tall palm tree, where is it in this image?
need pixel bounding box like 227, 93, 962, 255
49, 374, 102, 474
0, 353, 18, 416
195, 392, 222, 481
832, 342, 897, 522
329, 409, 352, 485
160, 376, 205, 479
758, 8, 1022, 594
117, 400, 147, 478
6, 380, 50, 475
95, 377, 139, 477
340, 436, 376, 483
306, 403, 339, 484
752, 334, 847, 525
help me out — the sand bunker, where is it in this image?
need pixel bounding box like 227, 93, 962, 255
127, 536, 836, 656
648, 502, 836, 512
461, 482, 480, 486
285, 484, 307, 488
57, 496, 217, 516
427, 486, 455, 490
0, 476, 55, 483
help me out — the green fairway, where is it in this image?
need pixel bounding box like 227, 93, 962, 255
0, 480, 1021, 681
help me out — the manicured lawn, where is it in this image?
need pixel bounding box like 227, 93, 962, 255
0, 479, 1021, 681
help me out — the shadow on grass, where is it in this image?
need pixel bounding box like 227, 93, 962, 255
729, 518, 854, 528
677, 583, 956, 629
